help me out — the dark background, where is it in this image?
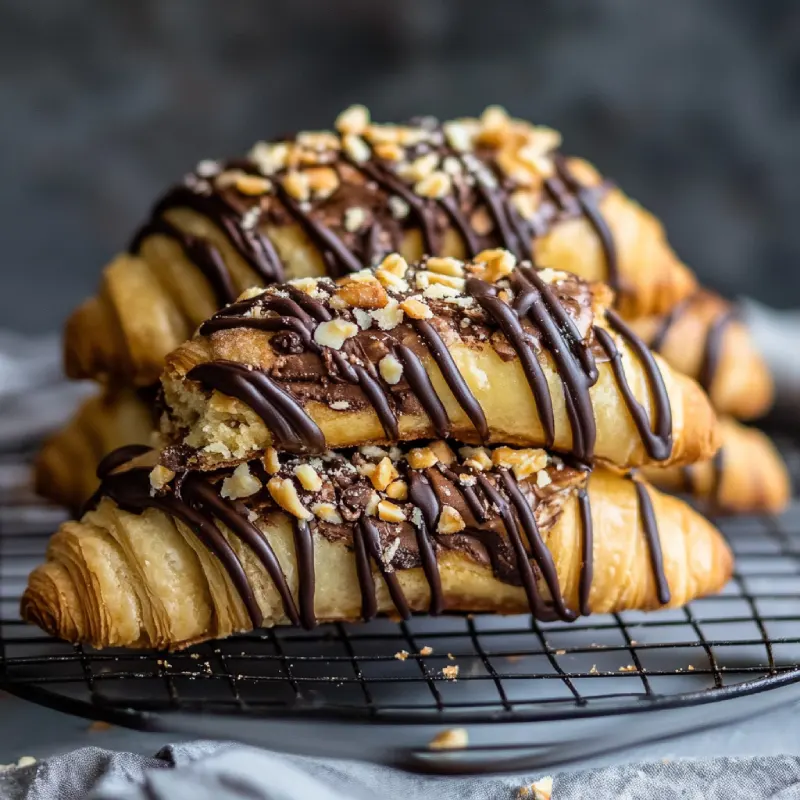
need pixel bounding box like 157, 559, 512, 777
2, 0, 799, 333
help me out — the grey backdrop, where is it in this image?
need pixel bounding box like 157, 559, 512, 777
2, 0, 799, 333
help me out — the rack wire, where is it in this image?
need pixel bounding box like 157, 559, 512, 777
2, 440, 800, 770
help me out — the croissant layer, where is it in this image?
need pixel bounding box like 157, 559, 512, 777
64, 107, 695, 387
22, 444, 732, 650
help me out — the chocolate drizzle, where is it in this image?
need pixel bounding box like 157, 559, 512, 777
90, 445, 672, 629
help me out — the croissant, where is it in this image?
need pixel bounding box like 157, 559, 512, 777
34, 389, 156, 511
159, 254, 719, 472
64, 105, 695, 387
642, 417, 790, 515
628, 290, 773, 421
22, 442, 732, 650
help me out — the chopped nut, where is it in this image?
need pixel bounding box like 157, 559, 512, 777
364, 492, 381, 517
342, 133, 371, 163
312, 502, 343, 524
369, 299, 404, 330
419, 646, 433, 656
442, 664, 460, 680
442, 156, 463, 176
343, 206, 366, 232
428, 440, 456, 465
423, 283, 463, 301
473, 248, 517, 282
460, 446, 493, 472
517, 145, 554, 179
288, 277, 321, 296
263, 447, 281, 475
378, 500, 406, 523
438, 506, 466, 534
313, 319, 359, 349
420, 271, 465, 291
443, 120, 475, 152
214, 168, 248, 189
510, 189, 537, 220
370, 457, 400, 491
378, 354, 404, 385
492, 446, 548, 481
426, 256, 465, 278
379, 253, 409, 277
429, 728, 468, 750
536, 469, 552, 488
335, 104, 370, 135
389, 196, 410, 219
305, 166, 339, 199
235, 174, 271, 196
296, 131, 340, 152
386, 480, 409, 501
249, 141, 290, 175
149, 465, 175, 491
399, 296, 433, 319
374, 268, 408, 290
268, 477, 313, 520
353, 309, 372, 330
414, 170, 452, 199
408, 447, 439, 470
294, 464, 322, 492
374, 141, 404, 162
282, 170, 310, 202
335, 277, 388, 309
221, 463, 263, 500
401, 152, 439, 182
470, 207, 494, 236
364, 123, 401, 145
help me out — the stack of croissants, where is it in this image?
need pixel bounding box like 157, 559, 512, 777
23, 106, 789, 651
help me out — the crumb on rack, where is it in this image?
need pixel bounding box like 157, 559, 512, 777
442, 665, 459, 680
517, 776, 553, 799
419, 646, 433, 656
428, 728, 469, 750
589, 664, 598, 674
88, 721, 112, 733
555, 649, 566, 655
619, 665, 636, 672
395, 650, 409, 661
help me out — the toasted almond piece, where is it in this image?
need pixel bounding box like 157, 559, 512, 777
294, 464, 322, 492
149, 465, 175, 491
335, 278, 388, 309
335, 104, 370, 135
263, 447, 281, 475
312, 502, 343, 524
379, 253, 409, 277
313, 319, 359, 349
378, 354, 404, 386
370, 457, 400, 491
408, 447, 439, 470
268, 477, 313, 520
426, 257, 465, 278
386, 480, 408, 501
399, 296, 433, 320
221, 463, 263, 500
378, 500, 406, 523
438, 505, 466, 534
459, 446, 493, 472
429, 440, 456, 466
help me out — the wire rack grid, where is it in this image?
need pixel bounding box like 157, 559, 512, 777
3, 441, 800, 769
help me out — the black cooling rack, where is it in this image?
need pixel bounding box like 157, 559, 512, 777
3, 441, 800, 772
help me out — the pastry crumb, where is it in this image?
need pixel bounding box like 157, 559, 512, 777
589, 664, 598, 674
555, 649, 566, 655
517, 776, 553, 799
688, 665, 695, 671
442, 665, 459, 680
619, 665, 636, 673
428, 727, 468, 750
419, 646, 433, 656
395, 650, 409, 661
447, 653, 455, 660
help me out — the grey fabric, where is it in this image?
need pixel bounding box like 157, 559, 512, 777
2, 743, 800, 800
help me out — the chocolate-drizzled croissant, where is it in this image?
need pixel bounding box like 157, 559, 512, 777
34, 390, 156, 511
22, 442, 732, 650
628, 290, 773, 421
64, 106, 695, 387
643, 417, 790, 515
160, 254, 719, 471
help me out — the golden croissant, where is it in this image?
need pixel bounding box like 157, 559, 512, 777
628, 290, 773, 421
159, 255, 719, 471
643, 417, 790, 515
35, 389, 156, 511
22, 442, 733, 650
64, 105, 695, 387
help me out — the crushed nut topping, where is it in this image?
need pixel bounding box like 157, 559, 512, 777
386, 480, 408, 501
263, 447, 281, 475
268, 477, 313, 520
221, 463, 262, 500
378, 500, 406, 523
313, 319, 359, 349
398, 296, 433, 320
438, 506, 466, 534
492, 446, 548, 481
370, 457, 400, 491
334, 104, 370, 136
294, 464, 322, 492
312, 502, 343, 524
149, 465, 175, 492
408, 447, 439, 470
378, 354, 404, 385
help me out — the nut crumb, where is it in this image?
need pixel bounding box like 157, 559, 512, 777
419, 646, 433, 656
518, 776, 553, 800
428, 728, 468, 751
442, 665, 459, 680
395, 650, 409, 661
619, 665, 637, 673
688, 665, 695, 671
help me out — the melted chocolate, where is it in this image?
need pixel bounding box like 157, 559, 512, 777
630, 476, 671, 605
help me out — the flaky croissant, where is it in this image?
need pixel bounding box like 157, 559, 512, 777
22, 442, 732, 650
64, 106, 695, 387
643, 417, 790, 515
159, 254, 719, 471
628, 290, 773, 421
34, 390, 156, 511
